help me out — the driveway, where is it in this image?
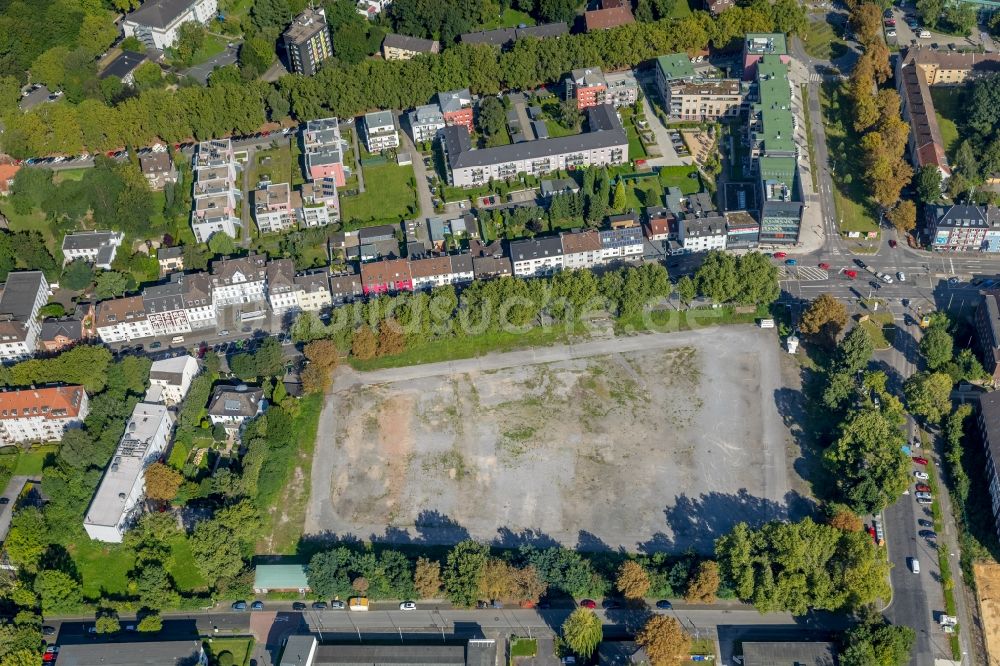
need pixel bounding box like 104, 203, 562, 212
182, 42, 240, 84
397, 113, 436, 220
0, 475, 29, 543
638, 95, 686, 167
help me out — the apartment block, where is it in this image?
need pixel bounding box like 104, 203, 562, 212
408, 104, 446, 143
977, 391, 1000, 540
84, 402, 174, 542
438, 89, 475, 132
210, 253, 268, 308
604, 71, 640, 108
254, 182, 298, 234
566, 68, 609, 109
742, 33, 789, 81
143, 280, 192, 337
360, 258, 413, 294
0, 386, 88, 445
364, 110, 400, 152
927, 204, 995, 252
382, 33, 439, 60
61, 231, 124, 270
302, 118, 348, 186
282, 7, 332, 76
665, 79, 742, 121
0, 271, 50, 362
561, 230, 603, 270
678, 214, 728, 252
298, 178, 340, 228
95, 295, 153, 343
122, 0, 217, 49
146, 355, 199, 406
191, 139, 240, 243
600, 214, 644, 260
509, 236, 565, 277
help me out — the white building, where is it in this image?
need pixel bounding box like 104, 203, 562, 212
302, 117, 348, 186
265, 259, 299, 313
0, 386, 88, 445
0, 272, 50, 362
146, 355, 199, 406
293, 271, 332, 312
298, 178, 340, 228
83, 402, 174, 543
509, 236, 565, 277
143, 281, 192, 337
560, 230, 604, 270
678, 215, 728, 253
207, 385, 264, 430
61, 231, 124, 270
254, 182, 298, 234
364, 110, 400, 152
357, 0, 391, 19
122, 0, 218, 50
95, 295, 153, 343
600, 216, 644, 260
408, 104, 445, 143
210, 253, 268, 308
191, 139, 241, 243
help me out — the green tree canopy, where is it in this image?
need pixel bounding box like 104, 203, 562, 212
562, 608, 603, 658
824, 406, 909, 513
443, 540, 489, 606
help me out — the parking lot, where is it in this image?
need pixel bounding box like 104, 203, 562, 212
306, 327, 807, 553
886, 5, 994, 51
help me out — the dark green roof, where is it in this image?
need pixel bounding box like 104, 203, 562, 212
655, 53, 695, 81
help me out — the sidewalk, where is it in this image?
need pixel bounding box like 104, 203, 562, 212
788, 59, 826, 256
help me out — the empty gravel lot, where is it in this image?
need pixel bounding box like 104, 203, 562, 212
305, 327, 803, 553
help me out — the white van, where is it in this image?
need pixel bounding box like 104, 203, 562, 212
919, 29, 931, 38
170, 336, 185, 344
910, 557, 920, 574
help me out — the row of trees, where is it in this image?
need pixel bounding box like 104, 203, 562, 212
682, 250, 780, 307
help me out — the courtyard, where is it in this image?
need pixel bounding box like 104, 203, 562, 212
305, 327, 807, 553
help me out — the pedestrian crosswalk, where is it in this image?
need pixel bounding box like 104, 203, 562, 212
778, 266, 829, 281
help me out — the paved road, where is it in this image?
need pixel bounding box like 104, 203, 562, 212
397, 113, 435, 220
183, 43, 240, 85
634, 75, 686, 167
0, 475, 29, 542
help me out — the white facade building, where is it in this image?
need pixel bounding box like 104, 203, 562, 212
0, 272, 50, 362
61, 231, 124, 270
0, 386, 88, 445
83, 402, 174, 543
678, 215, 728, 253
122, 0, 218, 50
191, 139, 241, 243
210, 254, 268, 308
95, 295, 154, 343
509, 237, 565, 277
364, 110, 400, 152
146, 355, 199, 406
254, 182, 298, 234
560, 231, 604, 270
298, 179, 340, 228
208, 385, 265, 430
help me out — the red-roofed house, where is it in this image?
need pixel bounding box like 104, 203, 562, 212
0, 162, 20, 195
0, 385, 89, 444
584, 5, 634, 31
360, 259, 413, 294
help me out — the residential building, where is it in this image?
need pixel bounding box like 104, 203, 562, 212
928, 204, 990, 251
0, 271, 50, 362
0, 386, 88, 445
98, 50, 148, 86
143, 280, 192, 337
758, 157, 802, 244
122, 0, 218, 50
329, 271, 364, 303
50, 640, 208, 666
409, 255, 457, 290
382, 33, 440, 60
181, 272, 216, 330
725, 210, 760, 248
146, 355, 199, 405
600, 214, 644, 260
976, 390, 1000, 543
356, 0, 390, 20
705, 0, 734, 14
978, 290, 1000, 383
605, 70, 640, 108
282, 7, 332, 76
364, 110, 399, 152
39, 319, 84, 352
644, 206, 674, 241
298, 178, 340, 228
294, 271, 333, 311
302, 118, 348, 186
566, 68, 608, 109
468, 239, 512, 279
408, 104, 446, 143
678, 214, 727, 252
742, 33, 789, 81
254, 564, 311, 594
191, 139, 240, 243
83, 402, 174, 542
95, 295, 153, 343
139, 149, 177, 191
509, 236, 564, 276
210, 253, 268, 308
157, 246, 184, 275
664, 78, 742, 121
266, 259, 299, 313
207, 384, 265, 429
584, 4, 635, 31
360, 258, 413, 294
438, 89, 475, 132
61, 231, 124, 270
254, 182, 298, 234
459, 23, 567, 48
741, 642, 836, 666
655, 53, 697, 98
561, 230, 603, 270
427, 214, 477, 250
540, 178, 580, 198
440, 104, 627, 187
0, 162, 20, 196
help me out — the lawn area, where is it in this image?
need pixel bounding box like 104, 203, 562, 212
820, 81, 879, 235
0, 201, 58, 253
510, 637, 537, 660
624, 176, 665, 210
251, 146, 294, 187
14, 445, 57, 475
204, 637, 254, 666
53, 168, 88, 183
340, 162, 418, 228
70, 538, 134, 600
658, 165, 702, 195
668, 0, 693, 18
169, 534, 208, 592
931, 87, 963, 161
859, 309, 894, 349
544, 119, 578, 138
480, 8, 535, 29
683, 638, 716, 665
625, 119, 647, 160
349, 326, 573, 371
803, 19, 847, 60
188, 34, 227, 68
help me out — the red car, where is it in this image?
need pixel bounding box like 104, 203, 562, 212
579, 599, 597, 609
845, 270, 858, 279
912, 456, 928, 465
915, 483, 931, 492
774, 252, 787, 259
889, 239, 897, 248
818, 262, 830, 270
885, 18, 896, 25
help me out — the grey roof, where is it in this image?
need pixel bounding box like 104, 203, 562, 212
451, 253, 474, 274
309, 644, 466, 665
383, 33, 437, 53
934, 204, 988, 229
587, 104, 619, 132
600, 226, 643, 247
294, 270, 330, 293
540, 178, 580, 197
532, 121, 549, 139
443, 107, 625, 170
208, 385, 264, 418
438, 89, 472, 114
980, 389, 1000, 469
459, 22, 567, 46
124, 0, 198, 29
158, 246, 183, 260
466, 640, 497, 666
143, 281, 186, 313
410, 104, 444, 126
56, 639, 204, 665
141, 151, 173, 175
40, 319, 82, 342
359, 224, 398, 243
680, 214, 727, 237
365, 110, 396, 129
99, 50, 148, 80
518, 22, 568, 38
0, 272, 44, 322
149, 355, 197, 385
62, 231, 120, 252
509, 236, 564, 261
281, 636, 318, 666
742, 642, 836, 666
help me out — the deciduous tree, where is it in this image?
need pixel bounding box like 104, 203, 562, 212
920, 326, 953, 370
824, 407, 909, 513
684, 561, 720, 604
615, 560, 650, 600
799, 294, 848, 343
562, 608, 602, 659
144, 462, 183, 503
904, 371, 954, 424
414, 557, 442, 598
444, 540, 489, 606
887, 200, 916, 235
635, 615, 691, 666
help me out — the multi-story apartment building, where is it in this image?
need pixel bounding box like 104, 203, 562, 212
655, 53, 697, 95
977, 291, 1000, 382
438, 89, 475, 132
408, 104, 446, 143
0, 386, 88, 445
566, 68, 608, 109
302, 118, 348, 186
665, 79, 742, 121
254, 182, 298, 234
977, 391, 1000, 540
180, 272, 216, 330
0, 272, 50, 362
599, 214, 644, 260
122, 0, 217, 49
742, 33, 789, 81
381, 33, 439, 60
298, 178, 340, 228
643, 206, 674, 242
678, 214, 728, 253
294, 271, 333, 311
604, 71, 640, 108
282, 7, 332, 76
95, 295, 153, 343
928, 204, 990, 251
409, 255, 457, 290
84, 402, 174, 542
561, 230, 603, 270
364, 111, 400, 152
157, 246, 184, 275
360, 258, 413, 294
509, 236, 565, 277
191, 139, 240, 243
146, 355, 199, 406
62, 231, 124, 270
329, 272, 364, 303
441, 105, 627, 187
266, 259, 300, 313
139, 149, 176, 191
143, 281, 192, 337
210, 253, 268, 308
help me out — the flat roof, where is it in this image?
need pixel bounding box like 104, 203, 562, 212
56, 640, 205, 666
255, 563, 310, 589
656, 53, 696, 80
0, 271, 44, 322
99, 50, 148, 80
310, 644, 466, 665
742, 641, 835, 666
124, 0, 196, 29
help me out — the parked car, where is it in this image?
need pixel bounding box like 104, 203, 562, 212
785, 258, 797, 266
897, 272, 906, 281
251, 601, 264, 610
818, 262, 830, 270
909, 557, 920, 574
915, 491, 933, 499
917, 497, 933, 505
845, 270, 857, 279
292, 602, 307, 611
149, 341, 162, 349
399, 601, 417, 611
330, 600, 346, 610
918, 519, 933, 527
914, 470, 929, 480
579, 599, 597, 609
655, 600, 673, 609
312, 601, 328, 610
912, 456, 928, 465
42, 626, 56, 636
773, 252, 787, 258
915, 484, 931, 492
232, 601, 248, 611
886, 30, 897, 37
888, 239, 897, 248
854, 258, 867, 268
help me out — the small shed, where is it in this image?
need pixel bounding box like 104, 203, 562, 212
253, 564, 310, 594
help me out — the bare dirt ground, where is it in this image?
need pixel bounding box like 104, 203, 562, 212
305, 327, 807, 553
974, 562, 1000, 665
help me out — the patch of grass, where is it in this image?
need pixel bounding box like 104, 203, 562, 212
683, 638, 716, 664
480, 8, 535, 30
667, 0, 693, 19
0, 201, 58, 253
169, 534, 208, 592
859, 310, 893, 350
930, 87, 962, 161
349, 326, 573, 371
188, 33, 227, 68
204, 637, 254, 666
544, 119, 578, 138
510, 637, 538, 660
616, 304, 770, 334
341, 162, 418, 228
70, 538, 135, 600
625, 117, 647, 159
625, 177, 665, 211
53, 168, 88, 183
13, 445, 57, 476
927, 461, 963, 661
803, 20, 846, 60
801, 84, 818, 191
658, 165, 702, 195
820, 81, 879, 235
251, 145, 294, 188
168, 439, 192, 469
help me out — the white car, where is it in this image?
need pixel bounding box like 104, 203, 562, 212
897, 272, 906, 281
399, 601, 416, 611
914, 471, 929, 480
910, 557, 920, 574
915, 491, 933, 500
887, 30, 897, 37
